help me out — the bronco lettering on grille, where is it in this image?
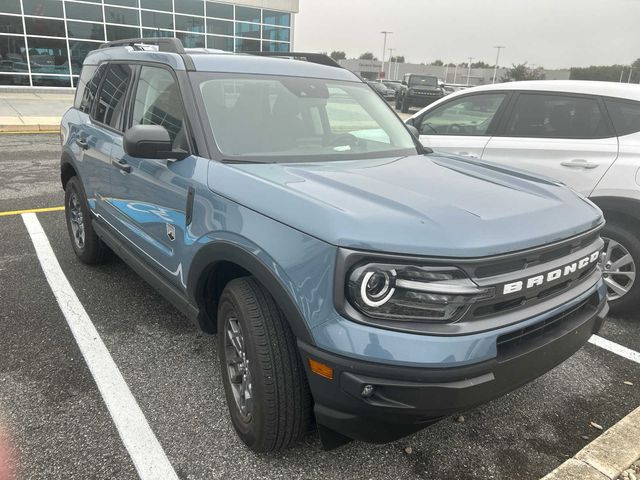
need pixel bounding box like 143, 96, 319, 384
502, 251, 601, 295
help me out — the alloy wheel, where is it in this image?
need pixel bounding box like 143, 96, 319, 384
601, 237, 636, 301
225, 315, 253, 422
68, 192, 86, 249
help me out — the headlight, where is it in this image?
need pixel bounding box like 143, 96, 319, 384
347, 262, 494, 322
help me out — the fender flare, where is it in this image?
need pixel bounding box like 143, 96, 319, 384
187, 241, 314, 344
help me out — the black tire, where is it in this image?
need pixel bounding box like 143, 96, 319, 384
64, 176, 111, 264
401, 96, 410, 113
217, 277, 311, 452
395, 96, 401, 110
601, 221, 640, 316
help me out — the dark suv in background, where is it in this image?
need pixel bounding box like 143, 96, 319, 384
396, 73, 445, 113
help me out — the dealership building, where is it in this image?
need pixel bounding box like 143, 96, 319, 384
0, 0, 299, 88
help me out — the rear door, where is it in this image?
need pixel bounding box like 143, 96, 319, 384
413, 92, 510, 158
482, 92, 618, 195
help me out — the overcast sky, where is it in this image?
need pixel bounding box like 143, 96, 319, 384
294, 0, 640, 69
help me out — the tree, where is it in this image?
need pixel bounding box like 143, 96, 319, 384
570, 62, 639, 83
431, 59, 444, 66
391, 55, 405, 63
471, 61, 491, 69
447, 62, 456, 67
330, 51, 346, 61
359, 52, 378, 61
501, 63, 546, 82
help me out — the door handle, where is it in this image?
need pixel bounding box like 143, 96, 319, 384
75, 138, 89, 150
457, 151, 478, 158
560, 159, 598, 169
111, 159, 132, 174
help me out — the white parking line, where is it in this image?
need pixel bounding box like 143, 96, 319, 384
21, 213, 179, 480
589, 334, 640, 365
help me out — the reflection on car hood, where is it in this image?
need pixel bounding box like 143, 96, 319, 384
207, 154, 603, 257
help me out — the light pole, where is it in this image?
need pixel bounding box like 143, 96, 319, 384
467, 56, 474, 86
380, 31, 393, 79
620, 68, 625, 82
492, 46, 505, 83
453, 63, 459, 84
628, 66, 634, 83
387, 47, 395, 81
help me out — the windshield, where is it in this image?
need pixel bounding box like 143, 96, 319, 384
193, 73, 417, 162
409, 75, 439, 87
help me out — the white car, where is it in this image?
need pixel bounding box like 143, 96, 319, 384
406, 80, 640, 314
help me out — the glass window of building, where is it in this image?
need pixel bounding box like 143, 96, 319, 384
25, 17, 65, 37
67, 21, 105, 41
0, 1, 21, 15
176, 32, 205, 48
141, 10, 173, 30
206, 19, 233, 36
65, 2, 104, 22
175, 14, 204, 33
106, 24, 140, 40
22, 0, 64, 17
206, 2, 233, 19
235, 38, 259, 52
262, 41, 289, 53
175, 0, 203, 16
0, 74, 30, 85
236, 22, 260, 39
0, 14, 24, 34
105, 6, 139, 26
32, 75, 71, 87
142, 29, 174, 38
141, 0, 172, 11
0, 36, 28, 73
106, 0, 138, 7
207, 35, 233, 51
263, 10, 290, 26
236, 6, 261, 23
262, 25, 289, 42
28, 37, 69, 74
69, 40, 100, 75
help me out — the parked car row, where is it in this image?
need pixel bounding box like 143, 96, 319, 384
406, 80, 640, 314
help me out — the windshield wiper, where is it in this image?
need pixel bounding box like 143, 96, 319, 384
221, 158, 270, 164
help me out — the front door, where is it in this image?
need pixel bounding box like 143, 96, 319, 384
108, 65, 195, 290
482, 92, 618, 195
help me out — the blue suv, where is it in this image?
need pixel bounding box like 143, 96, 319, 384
61, 38, 609, 452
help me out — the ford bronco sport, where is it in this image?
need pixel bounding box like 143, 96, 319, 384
60, 38, 608, 452
396, 73, 445, 113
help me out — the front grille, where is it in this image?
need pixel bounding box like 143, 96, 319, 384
496, 294, 597, 361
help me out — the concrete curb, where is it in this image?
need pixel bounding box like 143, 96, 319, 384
0, 124, 60, 134
541, 405, 640, 480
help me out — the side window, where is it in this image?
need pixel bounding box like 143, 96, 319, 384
419, 93, 506, 136
131, 66, 188, 151
94, 63, 133, 130
604, 98, 640, 136
75, 63, 106, 114
504, 93, 611, 139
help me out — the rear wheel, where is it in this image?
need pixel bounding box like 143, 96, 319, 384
217, 277, 311, 452
601, 221, 639, 315
64, 176, 111, 264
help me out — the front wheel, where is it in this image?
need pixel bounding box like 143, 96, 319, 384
217, 277, 311, 452
401, 97, 410, 114
601, 221, 639, 315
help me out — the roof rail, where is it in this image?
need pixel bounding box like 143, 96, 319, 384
99, 37, 185, 54
248, 51, 342, 69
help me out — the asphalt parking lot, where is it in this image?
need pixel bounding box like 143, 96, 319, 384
0, 134, 639, 480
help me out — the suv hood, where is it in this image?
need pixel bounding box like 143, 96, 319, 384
207, 154, 603, 257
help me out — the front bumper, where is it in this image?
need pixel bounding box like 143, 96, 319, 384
299, 288, 608, 446
408, 94, 444, 107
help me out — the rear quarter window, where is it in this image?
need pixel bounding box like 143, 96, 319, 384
604, 98, 640, 136
74, 63, 106, 114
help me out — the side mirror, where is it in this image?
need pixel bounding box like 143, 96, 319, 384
123, 124, 188, 160
406, 125, 420, 139
405, 117, 415, 126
